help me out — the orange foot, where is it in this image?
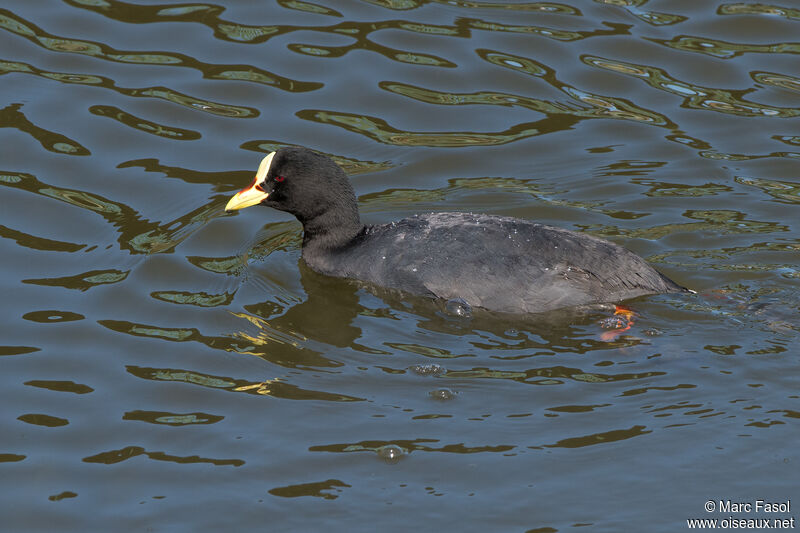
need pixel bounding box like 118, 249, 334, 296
599, 305, 635, 341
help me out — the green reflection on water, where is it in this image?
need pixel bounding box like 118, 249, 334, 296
443, 365, 662, 384
358, 175, 636, 221
0, 346, 41, 356
278, 0, 342, 17
435, 0, 579, 13
269, 479, 351, 500
384, 342, 463, 358
100, 311, 346, 370
17, 413, 69, 427
583, 55, 800, 118
0, 59, 258, 118
309, 438, 514, 454
23, 269, 129, 291
0, 103, 90, 156
582, 209, 788, 241
699, 150, 800, 161
595, 0, 687, 26
752, 71, 800, 94
298, 108, 564, 147
465, 18, 586, 41
216, 23, 281, 42
0, 8, 320, 93
82, 445, 244, 467
540, 425, 651, 448
89, 105, 201, 141
48, 492, 77, 502
718, 2, 800, 21
125, 364, 363, 402
655, 34, 800, 60
22, 310, 85, 323
123, 410, 224, 425
187, 222, 300, 276
151, 290, 235, 307
632, 180, 733, 197
0, 224, 86, 252
187, 256, 244, 275
735, 176, 800, 204
61, 0, 467, 68
381, 78, 669, 126
1, 167, 232, 255
24, 380, 94, 394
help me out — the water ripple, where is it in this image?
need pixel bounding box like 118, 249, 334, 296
89, 105, 202, 140
298, 108, 569, 147
0, 103, 90, 156
0, 169, 222, 254
651, 34, 800, 60
82, 445, 244, 467
0, 59, 258, 118
125, 364, 364, 401
0, 8, 321, 92
718, 2, 800, 20
583, 55, 800, 118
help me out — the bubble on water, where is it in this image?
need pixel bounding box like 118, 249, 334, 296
642, 328, 663, 337
377, 444, 405, 464
410, 363, 445, 377
445, 298, 472, 318
429, 388, 456, 401
53, 142, 78, 153
600, 315, 631, 330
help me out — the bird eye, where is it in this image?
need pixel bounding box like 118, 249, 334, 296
275, 175, 285, 183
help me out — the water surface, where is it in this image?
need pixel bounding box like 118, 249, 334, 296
1, 1, 798, 531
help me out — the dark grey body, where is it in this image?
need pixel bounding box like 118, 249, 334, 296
302, 212, 685, 314
227, 147, 687, 314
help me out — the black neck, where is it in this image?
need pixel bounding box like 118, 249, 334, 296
300, 205, 363, 252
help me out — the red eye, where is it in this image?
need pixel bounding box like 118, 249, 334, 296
275, 175, 285, 183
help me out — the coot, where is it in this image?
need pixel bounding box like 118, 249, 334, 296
225, 147, 688, 313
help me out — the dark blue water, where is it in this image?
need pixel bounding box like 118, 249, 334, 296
1, 1, 798, 531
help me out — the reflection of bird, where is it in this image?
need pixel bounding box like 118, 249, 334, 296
226, 147, 688, 314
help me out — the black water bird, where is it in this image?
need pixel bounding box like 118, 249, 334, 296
225, 147, 688, 313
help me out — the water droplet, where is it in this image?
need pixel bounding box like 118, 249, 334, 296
600, 315, 631, 330
429, 388, 456, 401
445, 298, 472, 318
410, 363, 445, 376
53, 142, 78, 153
377, 444, 405, 464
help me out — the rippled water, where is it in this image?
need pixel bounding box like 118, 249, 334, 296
2, 1, 798, 531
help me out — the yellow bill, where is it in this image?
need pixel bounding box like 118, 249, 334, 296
225, 152, 276, 212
